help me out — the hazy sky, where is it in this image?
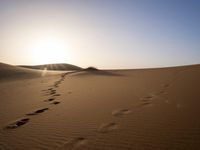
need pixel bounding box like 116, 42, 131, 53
0, 0, 200, 69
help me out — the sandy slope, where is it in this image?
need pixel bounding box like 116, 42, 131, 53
0, 64, 200, 150
0, 63, 62, 82
19, 63, 82, 71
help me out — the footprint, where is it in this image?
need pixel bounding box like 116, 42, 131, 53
112, 109, 131, 117
54, 83, 60, 86
143, 95, 153, 99
42, 88, 55, 93
26, 108, 49, 115
139, 102, 153, 107
50, 91, 57, 95
61, 73, 67, 78
54, 85, 59, 88
157, 90, 167, 95
58, 137, 87, 150
50, 89, 56, 92
140, 98, 151, 102
42, 88, 53, 91
97, 122, 118, 133
43, 90, 57, 96
53, 94, 61, 97
5, 118, 30, 129
54, 81, 61, 86
51, 101, 60, 105
49, 90, 56, 93
44, 98, 55, 102
163, 84, 170, 88
48, 88, 54, 91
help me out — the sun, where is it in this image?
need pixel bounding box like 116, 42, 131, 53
30, 36, 69, 64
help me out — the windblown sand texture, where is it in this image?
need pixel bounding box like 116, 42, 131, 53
0, 63, 200, 150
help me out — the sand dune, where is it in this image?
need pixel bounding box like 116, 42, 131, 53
0, 63, 64, 82
19, 63, 82, 71
0, 63, 40, 80
0, 64, 200, 149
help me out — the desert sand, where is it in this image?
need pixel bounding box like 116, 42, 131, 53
0, 63, 200, 150
19, 63, 82, 71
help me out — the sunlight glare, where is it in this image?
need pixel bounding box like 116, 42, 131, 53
30, 36, 69, 64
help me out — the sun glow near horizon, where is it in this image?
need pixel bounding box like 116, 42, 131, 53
29, 36, 70, 65
0, 0, 200, 68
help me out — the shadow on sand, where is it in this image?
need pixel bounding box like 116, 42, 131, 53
72, 69, 124, 77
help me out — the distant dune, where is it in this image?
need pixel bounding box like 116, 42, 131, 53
0, 63, 61, 81
0, 63, 40, 80
19, 63, 82, 71
0, 63, 200, 150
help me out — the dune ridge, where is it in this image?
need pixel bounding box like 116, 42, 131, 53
19, 63, 82, 71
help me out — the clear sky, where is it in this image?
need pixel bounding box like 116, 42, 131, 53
0, 0, 200, 69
